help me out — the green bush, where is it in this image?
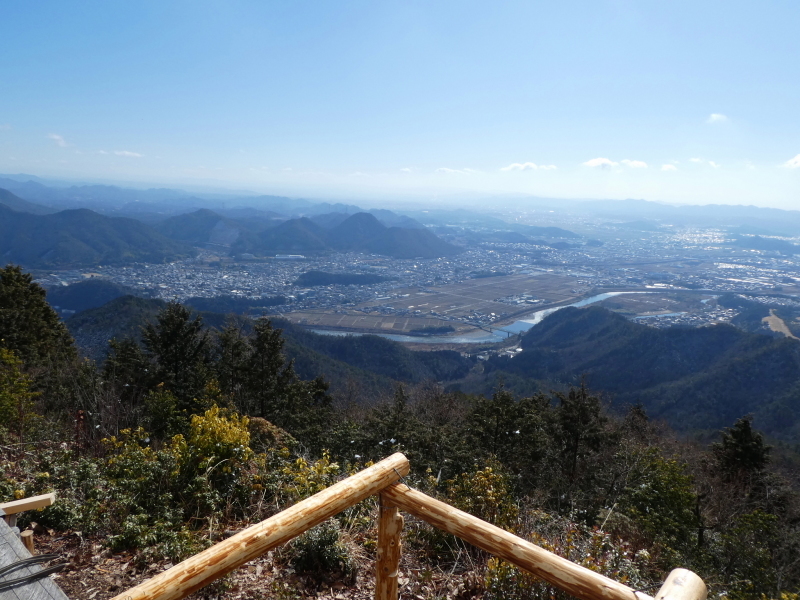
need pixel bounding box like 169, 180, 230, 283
287, 520, 355, 583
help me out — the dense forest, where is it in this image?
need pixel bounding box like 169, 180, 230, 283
2, 263, 800, 599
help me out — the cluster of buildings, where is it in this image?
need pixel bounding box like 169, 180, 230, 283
36, 219, 800, 337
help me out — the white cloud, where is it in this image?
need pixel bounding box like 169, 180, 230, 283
582, 157, 618, 168
282, 167, 293, 172
661, 164, 678, 171
784, 154, 800, 169
621, 159, 648, 168
707, 113, 728, 124
114, 150, 143, 158
690, 157, 720, 167
98, 150, 108, 155
400, 167, 412, 173
48, 133, 67, 147
436, 167, 479, 174
501, 162, 557, 171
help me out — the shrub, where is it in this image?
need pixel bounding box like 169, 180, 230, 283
287, 520, 355, 583
485, 511, 652, 600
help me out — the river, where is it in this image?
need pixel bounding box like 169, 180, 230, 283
311, 291, 644, 344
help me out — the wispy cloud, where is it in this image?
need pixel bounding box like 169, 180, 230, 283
0, 124, 11, 131
621, 159, 648, 168
690, 157, 720, 167
436, 167, 479, 174
48, 133, 67, 147
661, 164, 678, 171
707, 113, 728, 124
583, 157, 618, 168
114, 150, 143, 158
501, 162, 557, 171
400, 167, 412, 173
784, 154, 800, 169
98, 150, 108, 155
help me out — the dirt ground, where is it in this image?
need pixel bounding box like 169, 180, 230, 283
31, 523, 485, 600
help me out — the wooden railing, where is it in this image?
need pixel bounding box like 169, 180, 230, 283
110, 453, 707, 600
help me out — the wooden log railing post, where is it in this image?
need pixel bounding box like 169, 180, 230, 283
20, 529, 35, 554
110, 453, 410, 600
382, 482, 660, 600
375, 493, 404, 600
653, 569, 707, 600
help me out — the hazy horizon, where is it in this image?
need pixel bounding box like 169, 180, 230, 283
2, 1, 798, 210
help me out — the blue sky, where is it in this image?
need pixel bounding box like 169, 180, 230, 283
1, 1, 798, 208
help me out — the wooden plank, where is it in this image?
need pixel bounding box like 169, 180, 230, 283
0, 519, 68, 600
110, 452, 411, 600
654, 569, 707, 600
375, 493, 403, 600
382, 483, 657, 600
0, 496, 55, 517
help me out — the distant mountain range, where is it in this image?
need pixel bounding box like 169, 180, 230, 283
0, 202, 193, 268
0, 187, 460, 266
0, 188, 55, 215
232, 212, 462, 259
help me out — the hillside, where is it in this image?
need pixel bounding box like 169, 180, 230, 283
0, 204, 193, 268
484, 305, 800, 439
0, 187, 54, 214
154, 208, 272, 249
46, 279, 142, 314
295, 271, 394, 286
233, 212, 462, 259
64, 296, 465, 400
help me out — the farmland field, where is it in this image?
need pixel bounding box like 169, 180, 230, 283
284, 272, 587, 334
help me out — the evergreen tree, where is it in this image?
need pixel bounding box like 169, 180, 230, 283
713, 416, 770, 481
142, 301, 212, 413
0, 348, 38, 441
214, 321, 251, 400
0, 264, 76, 366
549, 383, 618, 520
103, 337, 151, 419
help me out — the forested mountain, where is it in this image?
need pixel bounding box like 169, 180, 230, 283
233, 212, 462, 258
295, 270, 395, 286
0, 204, 193, 267
0, 187, 55, 214
153, 208, 278, 248
63, 294, 469, 400
46, 278, 141, 314
485, 305, 800, 439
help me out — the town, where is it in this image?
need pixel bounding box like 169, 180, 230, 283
36, 213, 800, 342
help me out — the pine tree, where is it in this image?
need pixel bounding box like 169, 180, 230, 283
142, 301, 212, 413
0, 264, 76, 366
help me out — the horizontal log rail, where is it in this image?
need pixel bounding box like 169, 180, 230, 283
107, 452, 706, 600
382, 482, 706, 600
0, 493, 56, 516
